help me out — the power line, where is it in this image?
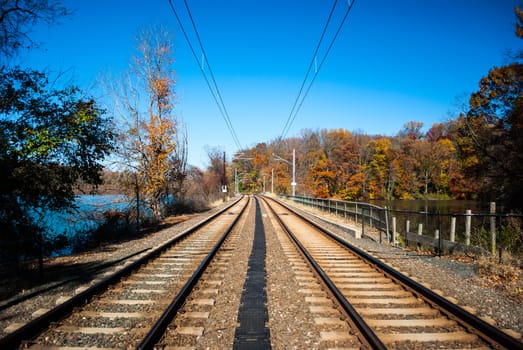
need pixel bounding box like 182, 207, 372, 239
181, 0, 242, 150
279, 0, 356, 140
280, 0, 339, 139
167, 0, 243, 150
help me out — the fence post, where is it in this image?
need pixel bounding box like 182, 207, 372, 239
437, 211, 442, 257
418, 223, 423, 235
392, 216, 397, 245
465, 210, 472, 245
498, 216, 503, 264
490, 202, 496, 255
384, 206, 389, 243
405, 220, 410, 245
361, 207, 365, 239
355, 203, 358, 222
450, 217, 456, 242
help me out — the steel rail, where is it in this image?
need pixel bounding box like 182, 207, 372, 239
0, 247, 150, 313
267, 195, 523, 350
0, 196, 244, 349
260, 195, 386, 350
137, 195, 250, 349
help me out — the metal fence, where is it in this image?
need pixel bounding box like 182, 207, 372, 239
280, 195, 389, 241
281, 195, 523, 260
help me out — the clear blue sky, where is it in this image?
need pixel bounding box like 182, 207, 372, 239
19, 0, 523, 168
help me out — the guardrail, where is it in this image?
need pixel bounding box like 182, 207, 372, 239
280, 195, 523, 260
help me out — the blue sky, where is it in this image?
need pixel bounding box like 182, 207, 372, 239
19, 0, 523, 168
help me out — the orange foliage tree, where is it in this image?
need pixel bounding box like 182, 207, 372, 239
109, 26, 185, 221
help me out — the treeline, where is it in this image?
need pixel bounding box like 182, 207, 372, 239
233, 123, 464, 200
234, 68, 523, 211
1, 0, 522, 271
233, 21, 523, 212
0, 1, 236, 267
232, 120, 463, 198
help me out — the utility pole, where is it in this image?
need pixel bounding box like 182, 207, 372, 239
272, 149, 297, 196
222, 151, 227, 201
223, 151, 226, 186
291, 149, 296, 196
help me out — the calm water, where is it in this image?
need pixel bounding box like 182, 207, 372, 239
367, 199, 502, 242
44, 194, 130, 238
369, 199, 492, 215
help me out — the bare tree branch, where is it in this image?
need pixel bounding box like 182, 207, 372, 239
0, 0, 71, 61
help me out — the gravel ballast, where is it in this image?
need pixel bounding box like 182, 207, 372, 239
0, 196, 521, 346
281, 198, 523, 339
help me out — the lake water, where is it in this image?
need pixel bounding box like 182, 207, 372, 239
369, 199, 490, 215
44, 194, 130, 240
367, 199, 502, 244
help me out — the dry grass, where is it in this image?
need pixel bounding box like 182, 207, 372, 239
278, 197, 523, 301
476, 253, 523, 300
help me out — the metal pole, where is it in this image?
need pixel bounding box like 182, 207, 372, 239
222, 151, 227, 201
361, 208, 365, 238
384, 206, 389, 243
291, 148, 296, 196
465, 210, 471, 245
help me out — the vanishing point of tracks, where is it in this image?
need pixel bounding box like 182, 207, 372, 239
1, 195, 522, 349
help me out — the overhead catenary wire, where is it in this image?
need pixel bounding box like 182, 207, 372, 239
167, 0, 243, 151
279, 0, 356, 141
181, 0, 243, 150
279, 0, 339, 140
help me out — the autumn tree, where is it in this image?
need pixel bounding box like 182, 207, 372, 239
363, 137, 396, 199
306, 155, 335, 198
398, 120, 424, 140
454, 7, 523, 210
295, 130, 321, 195
0, 68, 114, 263
204, 147, 227, 201
109, 25, 185, 220
342, 172, 367, 200
181, 165, 208, 210
410, 138, 456, 195
457, 62, 523, 209
320, 129, 361, 193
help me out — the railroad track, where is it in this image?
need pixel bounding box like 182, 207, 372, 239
1, 194, 522, 349
261, 195, 523, 350
0, 196, 249, 349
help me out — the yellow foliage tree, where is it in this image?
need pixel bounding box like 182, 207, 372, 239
109, 25, 184, 221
